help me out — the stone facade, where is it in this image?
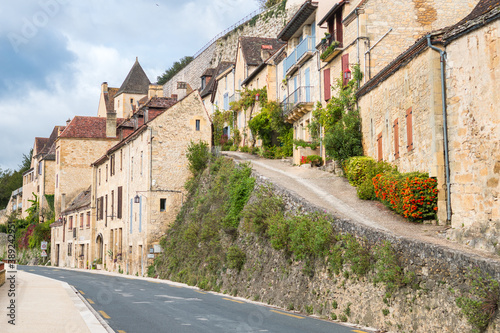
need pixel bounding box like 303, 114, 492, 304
357, 2, 500, 252
92, 91, 211, 276
444, 17, 500, 248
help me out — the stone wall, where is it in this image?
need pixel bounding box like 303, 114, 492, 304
358, 47, 448, 223
219, 170, 500, 333
444, 19, 500, 249
163, 2, 299, 99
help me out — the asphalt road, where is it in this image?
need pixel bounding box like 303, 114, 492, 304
19, 266, 370, 333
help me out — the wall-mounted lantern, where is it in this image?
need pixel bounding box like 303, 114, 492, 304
134, 195, 140, 203
344, 68, 352, 81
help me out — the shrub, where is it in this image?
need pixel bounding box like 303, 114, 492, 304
306, 155, 322, 166
456, 268, 499, 332
373, 241, 407, 292
342, 234, 372, 276
226, 246, 246, 272
287, 213, 332, 260
242, 185, 285, 235
266, 213, 289, 251
240, 146, 250, 153
373, 171, 438, 221
343, 156, 376, 187
222, 164, 255, 231
187, 141, 210, 176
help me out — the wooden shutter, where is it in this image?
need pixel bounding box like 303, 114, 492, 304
99, 197, 104, 220
324, 68, 331, 101
406, 107, 413, 151
377, 132, 383, 161
336, 10, 343, 46
117, 186, 122, 219
393, 118, 399, 159
341, 54, 349, 86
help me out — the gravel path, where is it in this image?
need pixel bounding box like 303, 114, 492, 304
223, 151, 500, 261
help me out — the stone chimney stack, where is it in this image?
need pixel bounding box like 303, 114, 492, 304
261, 45, 273, 62
148, 84, 164, 99
101, 82, 108, 93
106, 110, 117, 138
66, 118, 71, 126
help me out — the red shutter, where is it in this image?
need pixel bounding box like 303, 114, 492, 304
377, 132, 383, 161
393, 118, 399, 159
117, 186, 123, 219
341, 54, 349, 86
336, 10, 343, 46
324, 68, 331, 101
406, 107, 413, 151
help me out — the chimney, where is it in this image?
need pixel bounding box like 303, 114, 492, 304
144, 107, 149, 124
148, 84, 164, 99
261, 45, 273, 61
101, 82, 108, 93
66, 118, 71, 126
106, 110, 117, 138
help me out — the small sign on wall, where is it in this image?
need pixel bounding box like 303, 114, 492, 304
147, 254, 155, 259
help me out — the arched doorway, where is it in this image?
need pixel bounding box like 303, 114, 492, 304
96, 233, 103, 268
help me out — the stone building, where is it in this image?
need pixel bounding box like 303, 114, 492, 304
53, 115, 121, 218
356, 0, 499, 251
50, 187, 91, 268
20, 126, 62, 220
91, 91, 211, 275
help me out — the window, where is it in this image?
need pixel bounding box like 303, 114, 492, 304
177, 81, 187, 89
130, 98, 134, 105
80, 213, 84, 229
56, 151, 59, 164
97, 197, 104, 220
223, 93, 229, 110
140, 151, 143, 176
324, 68, 331, 100
171, 94, 178, 101
131, 157, 133, 181
160, 198, 166, 212
69, 216, 73, 230
393, 118, 400, 159
110, 154, 115, 176
120, 150, 123, 171
201, 77, 206, 89
225, 76, 227, 89
377, 133, 383, 161
117, 186, 123, 219
195, 119, 200, 131
406, 107, 413, 151
111, 190, 114, 220
68, 243, 72, 256
38, 162, 42, 175
56, 174, 58, 188
341, 53, 349, 86
99, 168, 101, 185
106, 164, 108, 182
86, 212, 90, 228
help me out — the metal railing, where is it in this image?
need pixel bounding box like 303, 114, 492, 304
284, 36, 315, 73
192, 7, 265, 59
318, 31, 343, 54
282, 86, 314, 116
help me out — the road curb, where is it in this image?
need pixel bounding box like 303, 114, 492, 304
71, 285, 115, 333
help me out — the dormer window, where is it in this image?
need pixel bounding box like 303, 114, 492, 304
201, 76, 206, 90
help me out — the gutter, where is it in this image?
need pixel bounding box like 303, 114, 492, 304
426, 35, 452, 224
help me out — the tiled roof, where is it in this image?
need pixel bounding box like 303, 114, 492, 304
201, 68, 216, 77
34, 137, 49, 155
58, 116, 123, 139
200, 61, 234, 98
278, 1, 318, 41
116, 58, 151, 95
144, 97, 177, 109
443, 0, 500, 41
242, 44, 287, 87
105, 87, 119, 112
240, 37, 286, 66
61, 186, 91, 214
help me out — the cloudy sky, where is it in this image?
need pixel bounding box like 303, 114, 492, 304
0, 0, 260, 171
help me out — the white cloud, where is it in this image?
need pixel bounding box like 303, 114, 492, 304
0, 0, 260, 170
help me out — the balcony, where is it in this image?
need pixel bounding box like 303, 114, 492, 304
318, 33, 343, 63
281, 86, 315, 123
284, 36, 316, 75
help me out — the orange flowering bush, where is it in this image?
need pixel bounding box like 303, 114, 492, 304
373, 172, 438, 222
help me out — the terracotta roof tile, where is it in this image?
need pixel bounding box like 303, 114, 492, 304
59, 116, 123, 139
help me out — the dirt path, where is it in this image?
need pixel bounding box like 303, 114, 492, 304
223, 151, 500, 261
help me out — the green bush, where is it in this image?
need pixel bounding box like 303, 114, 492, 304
240, 146, 250, 153
287, 213, 332, 260
343, 234, 372, 276
373, 241, 408, 292
266, 213, 289, 251
306, 155, 323, 166
187, 141, 210, 176
242, 185, 285, 235
222, 164, 255, 231
226, 246, 246, 272
343, 156, 376, 187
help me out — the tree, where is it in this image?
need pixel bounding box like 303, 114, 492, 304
157, 56, 194, 85
0, 149, 33, 210
19, 149, 33, 173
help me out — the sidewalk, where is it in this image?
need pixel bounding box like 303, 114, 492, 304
0, 269, 109, 333
223, 151, 500, 261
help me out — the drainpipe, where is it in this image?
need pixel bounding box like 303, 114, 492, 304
364, 28, 392, 80
426, 35, 452, 224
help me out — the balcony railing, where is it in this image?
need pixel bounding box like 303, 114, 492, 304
318, 32, 343, 62
282, 86, 314, 117
284, 36, 315, 74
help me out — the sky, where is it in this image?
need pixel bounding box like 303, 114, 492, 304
0, 0, 260, 171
